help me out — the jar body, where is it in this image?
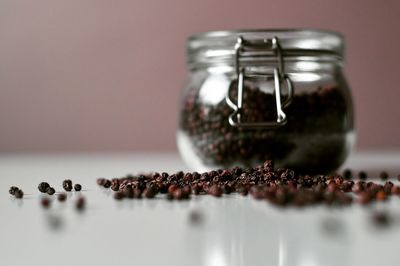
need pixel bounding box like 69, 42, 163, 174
178, 56, 354, 174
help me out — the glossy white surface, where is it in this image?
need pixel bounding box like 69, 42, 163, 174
1, 152, 400, 266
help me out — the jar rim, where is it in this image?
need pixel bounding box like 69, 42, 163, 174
189, 28, 343, 41
187, 28, 344, 67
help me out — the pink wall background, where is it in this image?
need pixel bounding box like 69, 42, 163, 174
0, 0, 399, 152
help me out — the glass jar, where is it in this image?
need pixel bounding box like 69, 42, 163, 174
177, 29, 355, 174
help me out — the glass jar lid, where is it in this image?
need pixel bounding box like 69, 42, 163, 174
187, 29, 344, 68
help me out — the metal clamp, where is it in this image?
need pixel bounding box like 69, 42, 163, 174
225, 36, 293, 128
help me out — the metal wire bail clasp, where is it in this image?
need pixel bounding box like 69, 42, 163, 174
226, 36, 293, 128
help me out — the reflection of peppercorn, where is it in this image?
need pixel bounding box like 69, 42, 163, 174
180, 80, 349, 174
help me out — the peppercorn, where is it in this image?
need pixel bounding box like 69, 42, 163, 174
74, 184, 82, 192
9, 186, 19, 195
111, 182, 120, 191
168, 184, 178, 194
358, 192, 371, 205
358, 171, 367, 180
14, 189, 24, 199
342, 169, 352, 180
352, 182, 364, 194
97, 178, 106, 186
172, 188, 184, 200
133, 188, 142, 199
380, 171, 389, 180
38, 182, 50, 193
391, 186, 400, 195
103, 179, 112, 188
46, 187, 55, 195
143, 188, 156, 199
62, 179, 73, 191
114, 192, 124, 200
208, 185, 222, 197
123, 185, 134, 198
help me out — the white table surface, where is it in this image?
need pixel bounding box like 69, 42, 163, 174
1, 151, 400, 266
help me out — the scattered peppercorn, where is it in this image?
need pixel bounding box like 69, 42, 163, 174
9, 186, 19, 195
92, 160, 400, 213
14, 189, 24, 199
38, 182, 50, 193
358, 171, 367, 180
97, 178, 106, 186
380, 171, 389, 180
111, 182, 120, 191
103, 179, 112, 189
143, 188, 156, 199
74, 184, 82, 192
123, 185, 134, 198
113, 192, 124, 200
208, 185, 222, 197
46, 187, 55, 195
62, 179, 73, 191
391, 186, 400, 195
342, 169, 352, 180
133, 188, 142, 199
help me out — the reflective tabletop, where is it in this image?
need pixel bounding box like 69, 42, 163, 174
1, 152, 400, 266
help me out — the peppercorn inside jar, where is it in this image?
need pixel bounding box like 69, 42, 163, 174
178, 29, 355, 174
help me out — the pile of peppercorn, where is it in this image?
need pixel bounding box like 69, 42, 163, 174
97, 160, 400, 207
180, 84, 349, 173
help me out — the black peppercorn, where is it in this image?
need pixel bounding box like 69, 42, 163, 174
46, 187, 55, 195
14, 189, 24, 199
208, 185, 222, 197
143, 188, 156, 199
74, 184, 82, 192
358, 171, 367, 180
97, 178, 106, 186
380, 171, 389, 180
342, 169, 352, 180
133, 188, 142, 199
62, 179, 73, 191
123, 185, 134, 198
9, 186, 19, 195
114, 192, 124, 200
38, 182, 50, 193
111, 182, 120, 191
103, 179, 112, 188
172, 188, 184, 200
